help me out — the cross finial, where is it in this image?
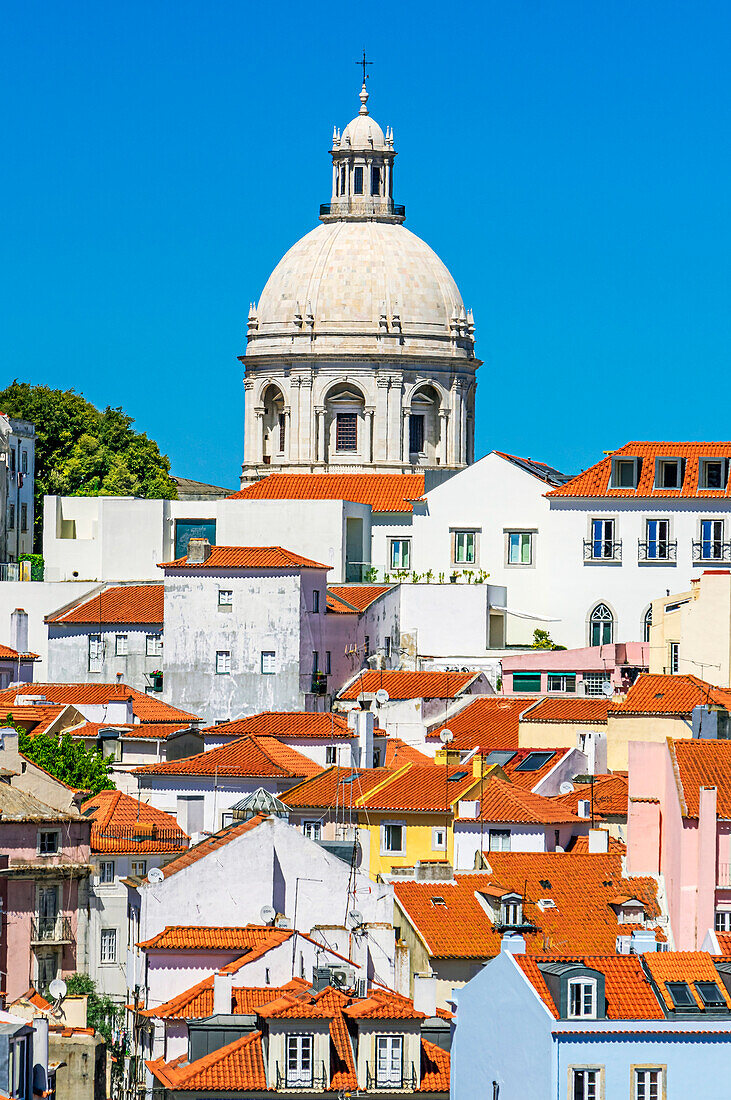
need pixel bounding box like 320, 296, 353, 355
356, 49, 372, 87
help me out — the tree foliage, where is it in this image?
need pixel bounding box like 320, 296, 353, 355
0, 381, 177, 549
15, 724, 114, 794
531, 628, 566, 650
65, 973, 126, 1093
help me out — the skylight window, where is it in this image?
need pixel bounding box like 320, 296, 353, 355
696, 981, 726, 1008
667, 982, 695, 1008
514, 752, 555, 772
539, 879, 552, 890
448, 770, 469, 782
430, 896, 447, 907
484, 750, 517, 768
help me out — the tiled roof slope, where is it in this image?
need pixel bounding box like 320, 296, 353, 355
133, 735, 322, 779
520, 697, 611, 724
552, 774, 629, 820
669, 738, 731, 818
427, 696, 532, 749
613, 673, 726, 715
356, 764, 476, 812
326, 585, 394, 613
46, 584, 164, 624
148, 1030, 269, 1091
159, 545, 328, 570
70, 721, 193, 741
0, 643, 38, 660
339, 670, 479, 701
494, 748, 573, 791
81, 790, 188, 854
382, 738, 434, 766
281, 767, 394, 809
0, 683, 198, 724
394, 852, 662, 959
143, 977, 310, 1020
138, 925, 292, 952
643, 951, 731, 1011
227, 473, 425, 513
493, 452, 570, 487
547, 441, 731, 499
515, 954, 664, 1019
471, 776, 581, 824
2, 704, 67, 736
200, 712, 354, 740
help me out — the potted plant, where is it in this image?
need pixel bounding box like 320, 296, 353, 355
450, 571, 460, 583
150, 670, 164, 693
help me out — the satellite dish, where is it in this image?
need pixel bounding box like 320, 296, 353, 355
348, 909, 364, 929
260, 905, 276, 925
49, 978, 67, 1002
439, 728, 454, 744
602, 681, 614, 698
559, 781, 574, 795
375, 688, 390, 706
147, 867, 164, 885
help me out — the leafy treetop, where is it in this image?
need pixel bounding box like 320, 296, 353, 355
531, 628, 566, 650
12, 722, 114, 795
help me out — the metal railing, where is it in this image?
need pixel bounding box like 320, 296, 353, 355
583, 540, 623, 562
320, 200, 405, 218
275, 1061, 327, 1090
0, 563, 20, 582
31, 916, 73, 943
366, 1062, 417, 1090
692, 541, 731, 563
345, 561, 373, 583
638, 539, 678, 562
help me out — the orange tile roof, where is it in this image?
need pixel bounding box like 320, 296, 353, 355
70, 720, 194, 741
643, 951, 731, 1011
715, 933, 731, 957
148, 1031, 269, 1091
394, 851, 662, 959
552, 774, 629, 820
282, 767, 397, 810
158, 545, 328, 570
669, 738, 731, 818
519, 697, 611, 724
143, 977, 310, 1020
133, 734, 322, 779
471, 776, 581, 824
81, 790, 188, 854
547, 441, 731, 499
514, 954, 665, 1019
419, 1039, 450, 1092
339, 670, 480, 702
138, 924, 292, 952
326, 585, 394, 613
2, 704, 67, 735
149, 815, 266, 881
0, 683, 198, 724
200, 712, 354, 740
356, 763, 477, 813
496, 748, 573, 791
427, 696, 532, 749
46, 584, 163, 624
227, 473, 425, 513
567, 834, 626, 854
0, 644, 38, 660
382, 738, 434, 767
613, 673, 724, 716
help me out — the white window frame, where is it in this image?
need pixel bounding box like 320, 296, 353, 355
583, 672, 608, 696
115, 633, 128, 657
38, 830, 60, 856
216, 650, 231, 675
699, 518, 725, 560
644, 518, 672, 561
146, 633, 163, 657
376, 1034, 403, 1088
506, 530, 534, 566
588, 603, 614, 647
325, 746, 337, 765
501, 897, 523, 926
669, 642, 679, 674
381, 821, 406, 856
218, 588, 233, 607
100, 927, 117, 964
632, 1066, 665, 1100
286, 1033, 314, 1087
489, 829, 511, 852
130, 859, 147, 878
452, 529, 478, 565
432, 826, 447, 851
302, 820, 322, 840
654, 456, 683, 490
569, 1067, 602, 1100
567, 978, 597, 1019
261, 651, 276, 675
547, 673, 576, 693
98, 860, 115, 884
716, 910, 731, 932
588, 518, 618, 561
88, 633, 103, 673
390, 538, 411, 571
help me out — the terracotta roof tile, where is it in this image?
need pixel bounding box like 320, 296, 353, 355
200, 712, 354, 740
133, 734, 322, 779
382, 738, 434, 767
0, 643, 38, 660
326, 585, 394, 613
227, 473, 425, 513
46, 584, 163, 624
515, 954, 665, 1019
138, 925, 292, 952
158, 545, 328, 570
147, 1030, 269, 1091
419, 1039, 450, 1092
2, 704, 67, 736
282, 767, 397, 809
427, 696, 532, 749
470, 776, 581, 824
496, 748, 573, 791
143, 977, 310, 1020
81, 790, 188, 854
669, 738, 731, 818
715, 933, 731, 957
0, 682, 198, 724
643, 951, 731, 1011
329, 1010, 358, 1089
70, 720, 194, 741
356, 763, 477, 812
613, 673, 724, 715
552, 774, 629, 819
520, 697, 611, 724
339, 670, 480, 702
547, 441, 731, 499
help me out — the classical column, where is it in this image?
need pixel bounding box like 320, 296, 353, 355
402, 407, 411, 465
283, 408, 291, 461
242, 380, 255, 463
315, 405, 326, 463
374, 376, 390, 462
439, 410, 450, 466
255, 406, 266, 462
461, 391, 468, 464
364, 406, 375, 464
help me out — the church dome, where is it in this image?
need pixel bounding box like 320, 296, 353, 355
341, 113, 386, 150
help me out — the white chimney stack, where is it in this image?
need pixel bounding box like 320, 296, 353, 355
348, 709, 374, 768
500, 932, 526, 955
187, 538, 212, 564
213, 971, 233, 1015
10, 608, 28, 655
588, 828, 609, 854
412, 975, 437, 1018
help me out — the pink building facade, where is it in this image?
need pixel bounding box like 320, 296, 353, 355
501, 642, 649, 696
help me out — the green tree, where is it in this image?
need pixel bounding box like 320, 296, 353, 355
65, 974, 126, 1094
531, 628, 566, 651
14, 723, 114, 794
0, 381, 177, 549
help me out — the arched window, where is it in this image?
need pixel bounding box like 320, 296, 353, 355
589, 603, 614, 646
643, 606, 652, 643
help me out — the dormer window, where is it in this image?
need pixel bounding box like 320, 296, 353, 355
567, 977, 597, 1018
655, 457, 684, 489
699, 458, 728, 490
666, 982, 696, 1009
611, 456, 640, 489
696, 981, 726, 1009
500, 894, 523, 927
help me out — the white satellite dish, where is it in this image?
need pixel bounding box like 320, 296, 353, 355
348, 909, 364, 929
49, 978, 67, 1002
147, 867, 164, 885
260, 905, 276, 925
439, 728, 454, 744
602, 681, 614, 698
375, 688, 390, 706
559, 781, 575, 795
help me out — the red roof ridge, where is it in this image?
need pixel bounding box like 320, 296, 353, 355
158, 545, 329, 570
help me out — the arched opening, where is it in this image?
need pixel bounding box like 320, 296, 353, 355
643, 606, 652, 643
589, 603, 615, 647
261, 384, 286, 463
409, 384, 442, 465
324, 383, 366, 463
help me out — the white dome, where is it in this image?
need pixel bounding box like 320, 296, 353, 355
341, 113, 386, 150
247, 219, 474, 361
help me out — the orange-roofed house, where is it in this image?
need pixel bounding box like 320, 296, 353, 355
453, 947, 731, 1100
501, 641, 648, 697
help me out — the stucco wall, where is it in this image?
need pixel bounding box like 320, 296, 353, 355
47, 622, 163, 691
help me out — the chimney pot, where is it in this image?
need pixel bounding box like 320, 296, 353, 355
187, 538, 212, 564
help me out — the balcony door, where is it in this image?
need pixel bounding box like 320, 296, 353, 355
286, 1034, 313, 1087
38, 885, 58, 939
701, 519, 724, 560
591, 519, 615, 559
646, 519, 669, 559
376, 1035, 403, 1088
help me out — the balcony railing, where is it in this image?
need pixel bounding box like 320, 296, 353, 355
320, 200, 406, 219
275, 1061, 327, 1090
31, 916, 73, 944
345, 561, 373, 583
638, 539, 678, 562
583, 540, 622, 562
0, 563, 20, 582
692, 541, 731, 563
366, 1062, 417, 1091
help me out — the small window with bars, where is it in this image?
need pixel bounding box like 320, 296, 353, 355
336, 413, 358, 451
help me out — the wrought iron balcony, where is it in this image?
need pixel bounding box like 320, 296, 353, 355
31, 915, 73, 944
275, 1061, 327, 1090
638, 539, 678, 562
692, 541, 731, 563
583, 540, 622, 562
366, 1062, 417, 1090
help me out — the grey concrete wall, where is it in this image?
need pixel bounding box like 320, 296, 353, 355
47, 623, 163, 692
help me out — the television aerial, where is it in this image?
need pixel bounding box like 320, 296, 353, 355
439, 728, 454, 744
147, 867, 164, 885
375, 688, 390, 706
260, 905, 276, 925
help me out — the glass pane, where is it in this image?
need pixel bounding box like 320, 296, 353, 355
336, 413, 358, 451
353, 166, 364, 194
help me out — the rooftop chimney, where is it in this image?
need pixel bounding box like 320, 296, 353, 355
10, 608, 28, 655
213, 971, 233, 1015
588, 828, 609, 854
500, 932, 526, 955
413, 975, 437, 1018
348, 709, 374, 768
187, 538, 212, 564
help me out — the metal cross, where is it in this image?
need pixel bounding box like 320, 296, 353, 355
356, 49, 372, 84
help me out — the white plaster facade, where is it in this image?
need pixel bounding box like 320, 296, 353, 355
1, 416, 36, 564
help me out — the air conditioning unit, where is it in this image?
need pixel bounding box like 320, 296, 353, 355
616, 935, 631, 955
330, 966, 357, 990
275, 916, 291, 929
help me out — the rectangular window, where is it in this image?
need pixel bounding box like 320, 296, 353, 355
568, 979, 597, 1019
8, 503, 14, 530
547, 673, 576, 693
409, 413, 425, 454
716, 910, 731, 932
669, 642, 679, 674
216, 650, 231, 675
9, 449, 15, 473
20, 503, 27, 532
382, 822, 405, 854
634, 1068, 663, 1100
325, 746, 337, 765
325, 651, 331, 674
512, 672, 542, 693
699, 458, 727, 490
701, 519, 724, 560
100, 928, 117, 964
364, 635, 370, 658
590, 518, 616, 559
88, 633, 103, 673
36, 952, 58, 992
390, 538, 411, 570
278, 411, 286, 452
656, 457, 683, 488
218, 588, 233, 607
261, 651, 276, 674
339, 165, 346, 195
115, 634, 128, 656
303, 820, 321, 840
645, 518, 670, 559
371, 164, 381, 196
21, 450, 28, 474
571, 1068, 599, 1100
312, 650, 319, 673
99, 861, 115, 884
453, 530, 476, 564
507, 531, 533, 565
146, 634, 163, 657
432, 826, 447, 851
286, 1034, 313, 1087
612, 457, 638, 488
385, 637, 392, 659
376, 1035, 403, 1088
489, 829, 511, 852
353, 165, 364, 195
583, 672, 607, 696
9, 1035, 27, 1099
131, 860, 147, 878
336, 412, 358, 451
501, 898, 522, 925
312, 589, 320, 613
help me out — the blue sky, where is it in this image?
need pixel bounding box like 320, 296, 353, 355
4, 0, 731, 487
